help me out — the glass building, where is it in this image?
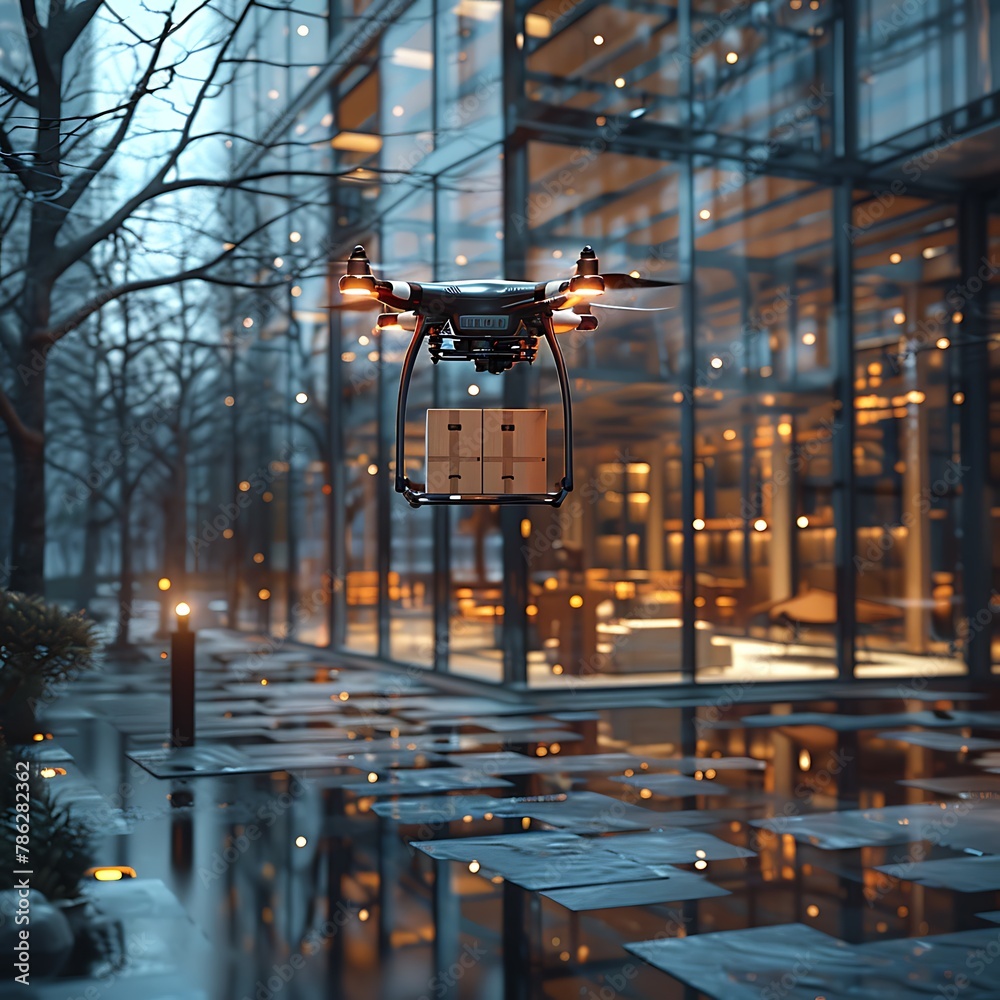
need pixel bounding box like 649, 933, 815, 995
215, 0, 1000, 690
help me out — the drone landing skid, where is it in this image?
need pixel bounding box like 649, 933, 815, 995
399, 486, 572, 509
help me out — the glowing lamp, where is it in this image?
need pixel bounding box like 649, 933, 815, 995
568, 273, 605, 296
376, 313, 404, 331
86, 866, 137, 881
339, 274, 377, 296
175, 602, 191, 633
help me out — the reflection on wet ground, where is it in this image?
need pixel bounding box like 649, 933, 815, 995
13, 625, 1000, 999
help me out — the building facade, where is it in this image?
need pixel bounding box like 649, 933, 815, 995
217, 0, 1000, 689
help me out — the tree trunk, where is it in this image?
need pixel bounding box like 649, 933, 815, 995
78, 488, 105, 609
10, 366, 47, 597
114, 491, 134, 647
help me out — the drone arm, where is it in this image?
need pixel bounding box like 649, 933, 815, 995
375, 280, 422, 311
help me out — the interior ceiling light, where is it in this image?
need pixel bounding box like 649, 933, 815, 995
391, 47, 433, 70
453, 0, 500, 19
331, 132, 383, 153
525, 13, 551, 37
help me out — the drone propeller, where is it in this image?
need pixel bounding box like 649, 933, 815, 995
591, 302, 675, 312
601, 273, 681, 290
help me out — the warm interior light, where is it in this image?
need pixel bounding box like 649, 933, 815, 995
258, 589, 271, 600
802, 332, 816, 345
893, 311, 906, 325
157, 577, 171, 591
569, 594, 584, 608
797, 515, 809, 528
889, 252, 901, 264
88, 866, 136, 881
722, 428, 736, 440
936, 337, 950, 349
175, 602, 191, 617
525, 13, 550, 36
391, 47, 433, 69
693, 518, 706, 530
698, 208, 712, 220
295, 391, 309, 404
454, 254, 468, 266
593, 34, 604, 44
710, 356, 723, 369
725, 51, 738, 64
330, 131, 383, 154
295, 836, 307, 847
614, 76, 626, 88
753, 519, 767, 531
224, 395, 235, 406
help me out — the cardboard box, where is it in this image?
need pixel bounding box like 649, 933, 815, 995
426, 409, 483, 494
483, 408, 547, 494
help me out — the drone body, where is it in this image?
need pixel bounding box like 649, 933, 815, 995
339, 245, 676, 507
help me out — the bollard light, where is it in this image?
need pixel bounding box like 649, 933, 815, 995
171, 603, 196, 747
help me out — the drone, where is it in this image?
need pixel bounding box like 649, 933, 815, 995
339, 244, 677, 508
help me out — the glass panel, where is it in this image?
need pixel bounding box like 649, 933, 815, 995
691, 0, 834, 149
439, 150, 505, 681
851, 195, 965, 676
385, 191, 436, 666
693, 167, 838, 681
339, 233, 381, 655
524, 1, 682, 125
858, 0, 1000, 151
523, 142, 684, 687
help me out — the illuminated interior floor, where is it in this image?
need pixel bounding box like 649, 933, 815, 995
22, 609, 1000, 1000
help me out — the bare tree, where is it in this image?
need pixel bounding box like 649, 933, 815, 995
0, 0, 333, 594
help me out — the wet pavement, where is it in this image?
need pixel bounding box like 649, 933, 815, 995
9, 622, 1000, 1000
